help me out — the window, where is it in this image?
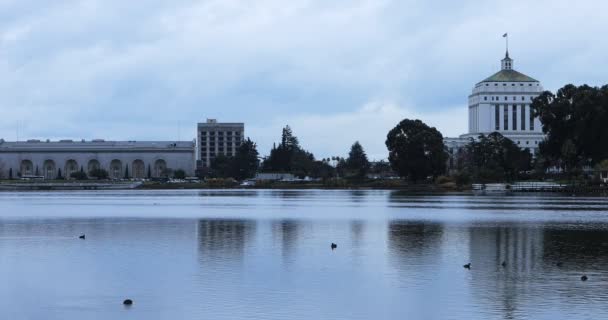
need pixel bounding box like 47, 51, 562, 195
512, 105, 517, 130
512, 83, 515, 86
491, 97, 494, 101
526, 141, 529, 145
529, 106, 535, 130
495, 105, 500, 130
513, 96, 516, 101
504, 105, 509, 130
517, 141, 520, 145
503, 83, 507, 86
521, 96, 525, 101
520, 84, 524, 86
521, 105, 525, 130
484, 96, 487, 101
495, 83, 498, 86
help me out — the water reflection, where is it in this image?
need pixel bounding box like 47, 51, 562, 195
272, 220, 300, 264
197, 219, 256, 265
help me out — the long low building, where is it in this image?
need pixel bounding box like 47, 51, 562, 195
0, 139, 195, 179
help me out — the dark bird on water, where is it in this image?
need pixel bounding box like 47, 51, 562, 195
556, 262, 563, 267
123, 299, 133, 305
581, 275, 588, 281
79, 234, 85, 239
463, 263, 471, 269
501, 261, 507, 267
331, 243, 337, 250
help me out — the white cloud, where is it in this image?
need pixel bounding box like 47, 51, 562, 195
249, 102, 466, 160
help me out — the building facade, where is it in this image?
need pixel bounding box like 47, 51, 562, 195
445, 51, 545, 165
0, 139, 195, 179
197, 119, 244, 168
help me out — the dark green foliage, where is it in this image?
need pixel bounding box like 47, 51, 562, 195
147, 165, 152, 179
57, 168, 63, 180
232, 138, 260, 180
458, 132, 532, 182
35, 166, 40, 176
124, 165, 129, 179
210, 154, 234, 178
262, 125, 315, 177
173, 169, 186, 179
89, 168, 109, 180
9, 168, 13, 180
385, 119, 448, 181
532, 84, 608, 172
70, 171, 88, 180
80, 166, 84, 173
344, 141, 371, 179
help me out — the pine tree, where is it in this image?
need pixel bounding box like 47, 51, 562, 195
346, 141, 371, 179
124, 165, 129, 179
9, 168, 13, 180
147, 165, 152, 178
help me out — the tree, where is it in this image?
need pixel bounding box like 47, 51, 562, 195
262, 125, 316, 177
345, 141, 371, 179
35, 166, 40, 176
147, 165, 152, 179
173, 169, 186, 179
232, 138, 260, 180
459, 132, 531, 182
532, 84, 608, 172
70, 171, 88, 180
386, 119, 448, 181
124, 165, 129, 179
89, 168, 109, 180
57, 168, 63, 180
9, 168, 13, 180
210, 154, 233, 178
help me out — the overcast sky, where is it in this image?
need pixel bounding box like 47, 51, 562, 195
0, 0, 606, 159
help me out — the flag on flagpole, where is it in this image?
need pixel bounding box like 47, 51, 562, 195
503, 33, 508, 37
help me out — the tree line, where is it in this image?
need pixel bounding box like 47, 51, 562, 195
204, 83, 608, 184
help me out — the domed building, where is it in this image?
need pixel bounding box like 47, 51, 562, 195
445, 50, 545, 166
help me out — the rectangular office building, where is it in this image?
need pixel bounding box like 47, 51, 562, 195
197, 119, 244, 168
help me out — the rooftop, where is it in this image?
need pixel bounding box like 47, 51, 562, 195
479, 69, 538, 83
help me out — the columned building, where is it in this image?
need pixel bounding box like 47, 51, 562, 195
0, 139, 195, 179
445, 51, 545, 163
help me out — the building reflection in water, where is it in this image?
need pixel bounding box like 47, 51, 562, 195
197, 219, 256, 265
271, 220, 301, 264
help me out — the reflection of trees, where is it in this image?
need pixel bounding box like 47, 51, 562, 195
388, 221, 444, 270
542, 228, 608, 269
197, 219, 256, 263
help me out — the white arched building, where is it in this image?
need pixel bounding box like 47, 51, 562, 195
445, 51, 545, 159
0, 139, 195, 179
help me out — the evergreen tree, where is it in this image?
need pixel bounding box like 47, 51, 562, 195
232, 138, 260, 180
9, 168, 13, 180
35, 166, 40, 176
124, 164, 129, 179
147, 165, 152, 178
345, 141, 371, 179
57, 168, 63, 180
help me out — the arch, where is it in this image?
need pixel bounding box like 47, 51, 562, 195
154, 159, 167, 178
64, 160, 78, 179
88, 159, 101, 174
132, 160, 145, 179
43, 160, 56, 180
110, 159, 122, 179
20, 160, 33, 177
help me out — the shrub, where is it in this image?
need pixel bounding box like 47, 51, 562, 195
70, 171, 88, 180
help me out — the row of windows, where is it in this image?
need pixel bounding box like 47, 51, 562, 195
484, 96, 534, 101
200, 131, 242, 136
484, 83, 538, 87
494, 105, 535, 131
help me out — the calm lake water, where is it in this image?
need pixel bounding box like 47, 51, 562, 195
1, 190, 608, 320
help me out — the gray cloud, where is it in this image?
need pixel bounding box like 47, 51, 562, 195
0, 0, 606, 159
